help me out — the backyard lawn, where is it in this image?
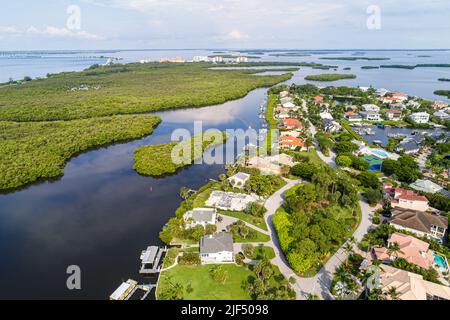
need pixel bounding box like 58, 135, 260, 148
157, 264, 254, 300
219, 210, 268, 231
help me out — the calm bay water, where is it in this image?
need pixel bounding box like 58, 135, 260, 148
0, 49, 449, 299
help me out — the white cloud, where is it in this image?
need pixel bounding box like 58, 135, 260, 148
26, 26, 104, 40
0, 26, 20, 34
226, 29, 249, 40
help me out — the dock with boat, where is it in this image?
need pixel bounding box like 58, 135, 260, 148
139, 246, 167, 275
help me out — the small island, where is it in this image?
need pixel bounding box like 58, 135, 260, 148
434, 90, 450, 98
304, 74, 356, 82
438, 78, 450, 82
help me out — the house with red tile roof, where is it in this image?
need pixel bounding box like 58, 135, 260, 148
281, 118, 303, 130
343, 112, 362, 122
385, 109, 403, 121
279, 136, 306, 151
313, 96, 324, 104
373, 233, 435, 269
383, 185, 429, 212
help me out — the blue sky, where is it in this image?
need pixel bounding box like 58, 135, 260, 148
1, 0, 449, 50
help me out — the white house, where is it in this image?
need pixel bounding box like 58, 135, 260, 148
409, 112, 430, 124
227, 172, 250, 189
184, 208, 217, 229
200, 233, 234, 264
433, 111, 450, 121
193, 56, 209, 62
282, 102, 296, 109
235, 56, 248, 63
362, 104, 380, 112
359, 111, 381, 121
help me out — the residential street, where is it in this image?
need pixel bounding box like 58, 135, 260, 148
259, 107, 376, 300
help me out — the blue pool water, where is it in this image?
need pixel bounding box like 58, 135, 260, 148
372, 150, 389, 158
434, 254, 448, 270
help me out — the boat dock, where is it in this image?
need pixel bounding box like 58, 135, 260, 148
110, 279, 156, 301
139, 246, 168, 275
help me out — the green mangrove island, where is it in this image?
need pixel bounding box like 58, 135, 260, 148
304, 74, 357, 82
0, 62, 294, 191
434, 90, 450, 98
133, 132, 227, 176
320, 57, 390, 61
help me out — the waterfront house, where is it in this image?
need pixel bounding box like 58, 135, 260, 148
344, 112, 362, 122
205, 191, 260, 211
376, 88, 390, 97
235, 56, 248, 63
184, 208, 217, 229
433, 111, 450, 121
323, 119, 342, 133
227, 172, 250, 189
373, 233, 435, 269
385, 109, 403, 121
396, 141, 421, 155
362, 104, 381, 112
279, 135, 306, 151
281, 118, 303, 130
389, 208, 448, 242
392, 92, 409, 102
409, 112, 430, 124
279, 91, 290, 98
193, 56, 209, 62
200, 233, 234, 265
160, 56, 186, 63
432, 101, 449, 110
359, 111, 381, 121
377, 265, 450, 300
383, 185, 429, 211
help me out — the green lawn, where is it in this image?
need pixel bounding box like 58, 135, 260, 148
193, 184, 220, 208
252, 246, 276, 260
157, 264, 254, 300
219, 210, 268, 231
233, 227, 271, 243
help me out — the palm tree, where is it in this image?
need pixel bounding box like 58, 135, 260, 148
387, 242, 404, 260
179, 187, 190, 200
385, 287, 400, 300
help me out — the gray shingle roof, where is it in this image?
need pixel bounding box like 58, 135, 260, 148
190, 208, 215, 223
200, 233, 233, 254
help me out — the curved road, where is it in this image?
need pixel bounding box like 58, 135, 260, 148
262, 102, 375, 300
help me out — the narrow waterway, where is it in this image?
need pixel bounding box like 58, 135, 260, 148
0, 88, 268, 299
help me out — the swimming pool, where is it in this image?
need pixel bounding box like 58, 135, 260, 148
434, 254, 448, 270
371, 149, 389, 159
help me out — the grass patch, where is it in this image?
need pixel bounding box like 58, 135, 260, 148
305, 74, 357, 82
252, 246, 276, 260
232, 226, 271, 243
157, 264, 254, 300
219, 210, 268, 231
133, 132, 227, 176
0, 115, 161, 191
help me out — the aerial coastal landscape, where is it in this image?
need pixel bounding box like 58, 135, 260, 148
0, 1, 449, 307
